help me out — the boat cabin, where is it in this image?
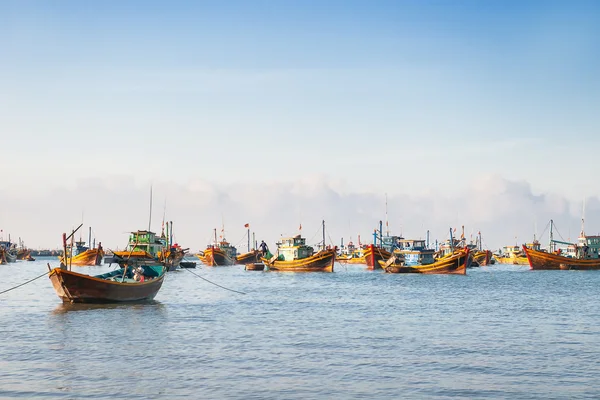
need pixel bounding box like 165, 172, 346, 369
277, 235, 314, 261
127, 230, 164, 258
576, 235, 600, 259
207, 239, 238, 259
396, 239, 435, 265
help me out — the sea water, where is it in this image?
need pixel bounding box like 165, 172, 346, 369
1, 258, 599, 399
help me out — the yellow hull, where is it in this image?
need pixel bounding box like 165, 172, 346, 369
472, 250, 492, 266
495, 255, 529, 265
380, 249, 469, 274
262, 249, 336, 272
60, 249, 104, 266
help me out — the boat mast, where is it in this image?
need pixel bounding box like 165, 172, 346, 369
214, 228, 217, 246
322, 220, 326, 251
479, 231, 482, 251
247, 226, 250, 252
88, 227, 92, 248
549, 219, 554, 253
385, 193, 389, 237
379, 220, 383, 246
449, 227, 454, 252
426, 230, 430, 249
581, 199, 586, 237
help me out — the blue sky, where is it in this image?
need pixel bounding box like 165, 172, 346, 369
1, 1, 600, 247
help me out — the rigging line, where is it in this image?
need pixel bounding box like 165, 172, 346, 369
181, 267, 246, 295
537, 220, 552, 242
553, 223, 569, 243
0, 270, 50, 296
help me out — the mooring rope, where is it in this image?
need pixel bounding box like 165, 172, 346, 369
0, 270, 50, 296
181, 266, 246, 295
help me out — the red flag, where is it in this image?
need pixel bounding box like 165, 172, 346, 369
244, 223, 249, 228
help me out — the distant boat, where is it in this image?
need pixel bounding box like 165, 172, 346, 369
59, 228, 104, 267
394, 239, 436, 266
337, 241, 367, 264
197, 228, 237, 266
48, 262, 166, 303
262, 221, 335, 272
495, 244, 533, 265
381, 248, 469, 274
472, 250, 492, 266
364, 244, 391, 270
112, 230, 184, 271
0, 240, 17, 263
236, 250, 260, 265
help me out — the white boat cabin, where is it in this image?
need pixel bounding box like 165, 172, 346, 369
277, 235, 314, 261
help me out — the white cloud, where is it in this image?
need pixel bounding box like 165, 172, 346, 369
0, 175, 595, 253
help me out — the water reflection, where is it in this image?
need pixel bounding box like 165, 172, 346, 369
51, 300, 165, 315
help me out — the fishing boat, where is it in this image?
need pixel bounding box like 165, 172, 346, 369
337, 241, 367, 264
494, 244, 534, 265
523, 245, 600, 270
48, 230, 167, 303
381, 248, 469, 274
523, 219, 600, 270
59, 227, 104, 267
112, 229, 183, 271
364, 244, 391, 269
16, 239, 32, 261
395, 239, 435, 266
262, 221, 335, 272
197, 229, 237, 266
236, 250, 260, 265
48, 262, 166, 303
0, 240, 17, 263
235, 224, 261, 265
472, 250, 492, 266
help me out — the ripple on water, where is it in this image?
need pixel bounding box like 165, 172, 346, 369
1, 260, 600, 398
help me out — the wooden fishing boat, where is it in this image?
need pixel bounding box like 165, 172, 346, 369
263, 247, 336, 272
198, 243, 236, 266
58, 227, 105, 266
48, 262, 166, 303
495, 244, 533, 265
472, 250, 492, 266
337, 241, 367, 264
395, 239, 435, 266
262, 223, 335, 272
523, 245, 600, 270
0, 240, 17, 263
236, 250, 260, 265
113, 230, 183, 271
60, 242, 104, 266
17, 248, 32, 261
364, 244, 391, 270
381, 248, 469, 274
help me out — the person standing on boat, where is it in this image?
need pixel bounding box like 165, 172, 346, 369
259, 240, 269, 257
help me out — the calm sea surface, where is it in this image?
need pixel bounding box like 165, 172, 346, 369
1, 257, 600, 399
